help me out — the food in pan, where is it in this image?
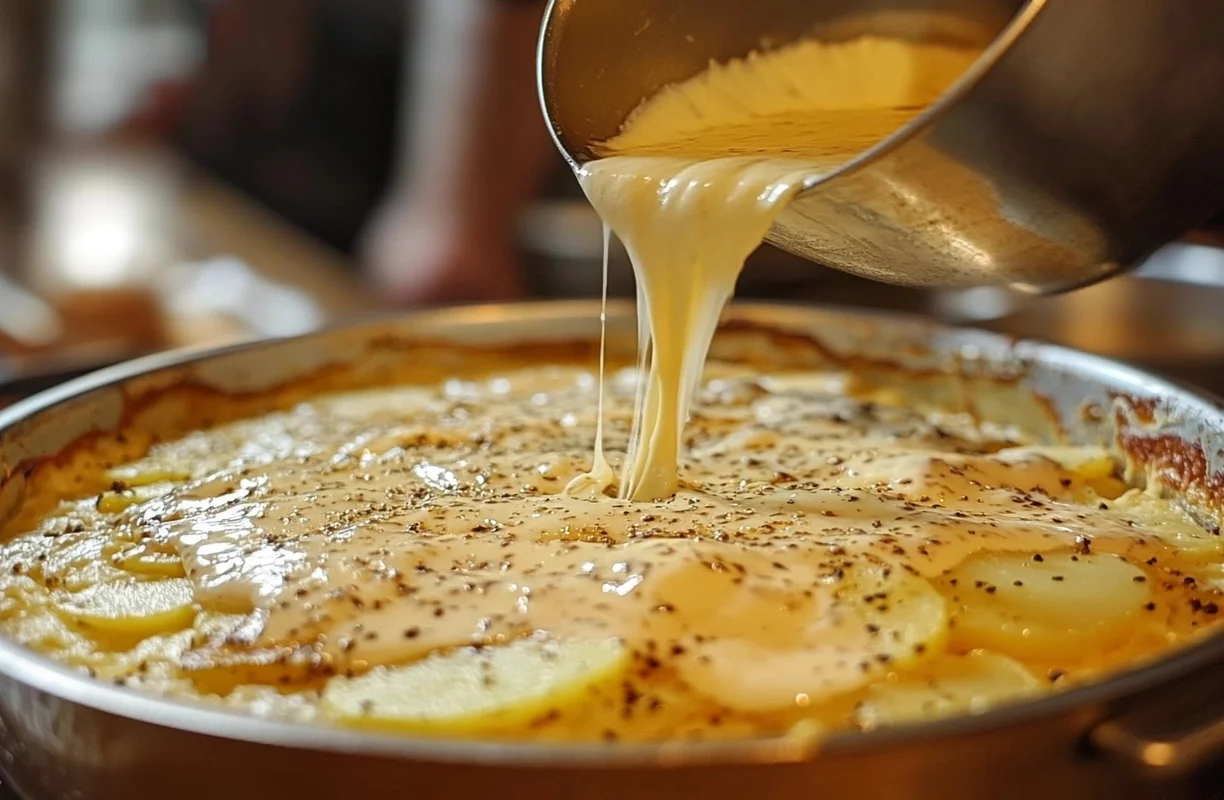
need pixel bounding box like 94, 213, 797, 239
0, 329, 1220, 743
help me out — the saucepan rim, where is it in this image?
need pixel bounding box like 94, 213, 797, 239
0, 299, 1221, 769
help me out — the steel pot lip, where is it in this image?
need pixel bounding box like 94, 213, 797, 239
0, 298, 1222, 769
537, 0, 1046, 183
793, 0, 1047, 194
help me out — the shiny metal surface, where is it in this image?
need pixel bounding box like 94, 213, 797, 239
2, 301, 1224, 798
538, 0, 1224, 292
929, 242, 1224, 392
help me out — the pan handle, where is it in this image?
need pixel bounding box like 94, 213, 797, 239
1089, 660, 1224, 778
1092, 712, 1224, 778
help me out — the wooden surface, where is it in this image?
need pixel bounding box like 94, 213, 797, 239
7, 142, 376, 356
0, 142, 381, 406
176, 171, 377, 319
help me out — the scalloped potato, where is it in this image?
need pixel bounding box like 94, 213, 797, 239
0, 330, 1219, 744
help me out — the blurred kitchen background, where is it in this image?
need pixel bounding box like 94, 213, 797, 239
0, 0, 1223, 406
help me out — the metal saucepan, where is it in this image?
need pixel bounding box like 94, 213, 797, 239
2, 301, 1224, 799
538, 0, 1224, 292
929, 242, 1224, 392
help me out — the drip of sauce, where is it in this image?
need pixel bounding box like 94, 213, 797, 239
573, 36, 981, 500
565, 225, 616, 497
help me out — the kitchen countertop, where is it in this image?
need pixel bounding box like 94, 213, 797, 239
0, 142, 379, 399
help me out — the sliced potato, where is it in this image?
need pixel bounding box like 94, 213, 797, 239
676, 561, 947, 712
94, 470, 188, 515
996, 446, 1116, 481
39, 533, 130, 593
991, 446, 1126, 499
95, 485, 174, 515
106, 468, 192, 488
181, 645, 326, 695
1082, 477, 1129, 501
1112, 492, 1224, 557
322, 637, 627, 734
110, 544, 186, 579
855, 650, 1041, 729
55, 578, 197, 649
941, 552, 1151, 660
851, 561, 949, 667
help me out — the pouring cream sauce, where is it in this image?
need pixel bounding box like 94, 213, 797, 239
575, 36, 982, 500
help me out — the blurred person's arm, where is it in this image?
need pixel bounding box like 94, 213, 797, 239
362, 0, 553, 307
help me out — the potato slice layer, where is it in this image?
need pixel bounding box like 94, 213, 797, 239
106, 468, 192, 487
856, 650, 1041, 729
995, 446, 1116, 480
111, 544, 186, 579
941, 552, 1150, 660
322, 638, 628, 734
675, 560, 947, 712
55, 578, 197, 649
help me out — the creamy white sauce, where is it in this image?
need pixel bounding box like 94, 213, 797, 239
574, 36, 980, 500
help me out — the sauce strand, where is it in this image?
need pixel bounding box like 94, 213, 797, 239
577, 37, 981, 500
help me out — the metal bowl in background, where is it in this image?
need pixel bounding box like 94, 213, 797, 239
539, 0, 1224, 292
2, 302, 1224, 799
931, 242, 1224, 393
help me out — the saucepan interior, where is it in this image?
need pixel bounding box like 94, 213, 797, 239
0, 300, 1222, 799
539, 0, 1032, 165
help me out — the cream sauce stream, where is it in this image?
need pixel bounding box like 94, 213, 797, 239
576, 36, 981, 500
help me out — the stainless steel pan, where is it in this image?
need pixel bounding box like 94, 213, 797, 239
539, 0, 1224, 292
1, 301, 1224, 800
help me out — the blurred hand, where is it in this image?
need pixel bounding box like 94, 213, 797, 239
360, 197, 527, 308
361, 0, 552, 308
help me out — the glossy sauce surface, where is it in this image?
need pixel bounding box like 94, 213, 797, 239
1, 338, 1221, 741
